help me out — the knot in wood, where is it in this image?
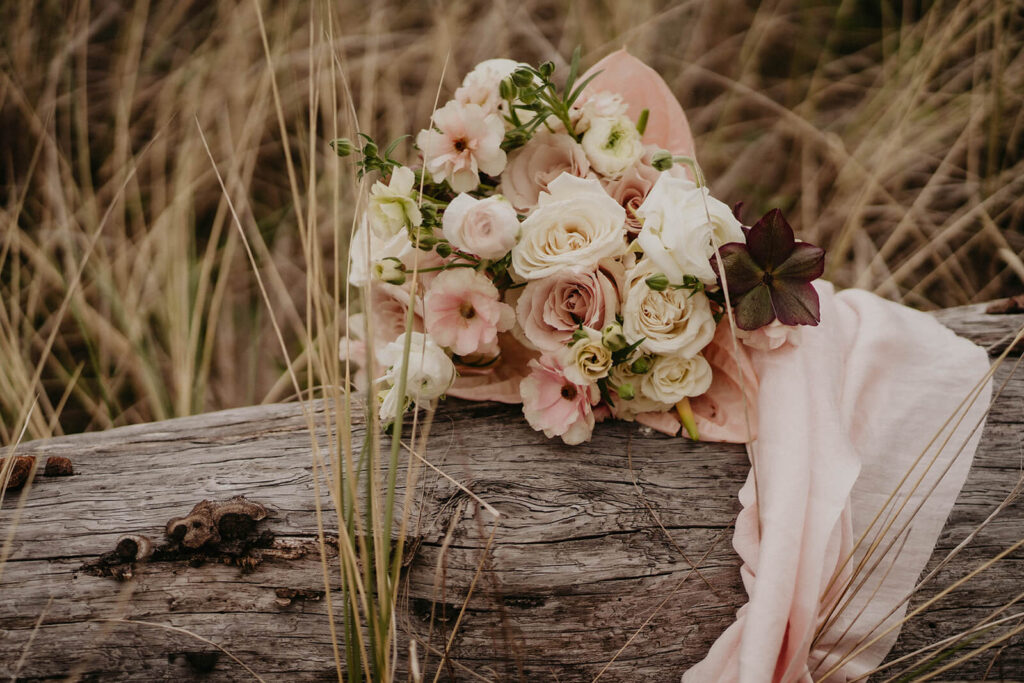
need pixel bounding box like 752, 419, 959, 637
166, 496, 267, 549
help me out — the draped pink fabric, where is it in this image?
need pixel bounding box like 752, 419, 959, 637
684, 282, 991, 681
581, 51, 994, 680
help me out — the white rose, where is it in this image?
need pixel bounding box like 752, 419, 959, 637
368, 166, 422, 239
636, 175, 745, 284
581, 114, 643, 178
511, 174, 626, 280
641, 354, 712, 405
622, 261, 716, 357
561, 327, 613, 385
379, 332, 456, 403
442, 193, 520, 260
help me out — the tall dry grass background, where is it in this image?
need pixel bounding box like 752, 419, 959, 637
2, 0, 1021, 439
2, 0, 1023, 679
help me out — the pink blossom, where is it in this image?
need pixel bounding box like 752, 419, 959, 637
519, 355, 599, 445
424, 268, 514, 356
516, 264, 622, 352
499, 130, 591, 214
416, 101, 506, 193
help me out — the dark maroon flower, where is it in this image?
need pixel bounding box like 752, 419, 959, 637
712, 209, 825, 331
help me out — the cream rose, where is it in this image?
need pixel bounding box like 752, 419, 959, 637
515, 263, 621, 352
511, 174, 626, 280
641, 354, 713, 404
622, 260, 716, 357
442, 193, 520, 260
636, 174, 745, 284
581, 114, 643, 178
561, 327, 613, 385
500, 131, 591, 213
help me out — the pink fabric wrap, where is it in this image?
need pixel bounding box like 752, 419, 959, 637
684, 283, 991, 681
580, 50, 993, 679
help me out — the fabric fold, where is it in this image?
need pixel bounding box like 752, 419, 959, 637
684, 282, 993, 682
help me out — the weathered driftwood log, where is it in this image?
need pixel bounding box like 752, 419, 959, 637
1, 303, 1022, 682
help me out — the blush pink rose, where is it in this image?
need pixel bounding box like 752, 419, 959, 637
442, 193, 520, 260
602, 153, 663, 236
520, 354, 599, 445
500, 130, 591, 214
424, 268, 515, 356
516, 264, 623, 352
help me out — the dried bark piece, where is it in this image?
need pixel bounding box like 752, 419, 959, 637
1, 456, 36, 490
985, 294, 1024, 314
165, 496, 268, 549
43, 456, 74, 477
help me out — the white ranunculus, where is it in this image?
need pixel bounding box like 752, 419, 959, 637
442, 193, 520, 260
581, 114, 643, 178
641, 354, 713, 405
561, 327, 613, 385
379, 332, 456, 403
455, 58, 522, 117
511, 174, 627, 280
622, 260, 716, 357
636, 175, 745, 284
572, 91, 629, 134
368, 166, 422, 240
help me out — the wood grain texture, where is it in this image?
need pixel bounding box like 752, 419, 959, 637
1, 303, 1022, 682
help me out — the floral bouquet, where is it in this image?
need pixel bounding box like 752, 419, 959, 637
337, 49, 996, 680
339, 49, 825, 444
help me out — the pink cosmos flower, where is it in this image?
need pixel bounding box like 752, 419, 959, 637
519, 354, 599, 445
516, 265, 622, 352
424, 268, 515, 357
416, 101, 507, 193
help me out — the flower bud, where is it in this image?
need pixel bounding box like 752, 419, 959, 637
645, 273, 669, 291
499, 77, 517, 101
503, 129, 530, 148
435, 241, 453, 258
538, 61, 555, 79
601, 322, 628, 352
373, 257, 406, 285
650, 149, 674, 172
511, 67, 535, 88
615, 382, 635, 400
412, 226, 439, 250
329, 137, 354, 157
630, 356, 652, 374
362, 141, 379, 158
